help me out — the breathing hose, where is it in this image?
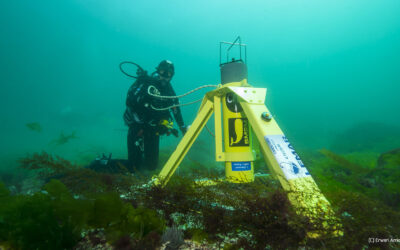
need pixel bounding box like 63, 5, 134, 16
119, 61, 146, 79
120, 61, 218, 137
148, 84, 219, 111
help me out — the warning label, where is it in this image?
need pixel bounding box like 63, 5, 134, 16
264, 135, 310, 180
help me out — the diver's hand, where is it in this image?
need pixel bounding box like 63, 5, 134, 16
180, 125, 188, 136
171, 129, 179, 137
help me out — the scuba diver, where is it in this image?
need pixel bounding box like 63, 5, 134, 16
122, 60, 187, 172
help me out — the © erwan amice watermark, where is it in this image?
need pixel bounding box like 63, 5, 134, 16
368, 237, 400, 244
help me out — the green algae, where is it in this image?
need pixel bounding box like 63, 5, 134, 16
0, 183, 81, 249
310, 148, 400, 210
18, 152, 135, 195
0, 179, 165, 249
1, 148, 399, 249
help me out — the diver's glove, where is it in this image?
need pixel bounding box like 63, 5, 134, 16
171, 129, 179, 137
180, 125, 188, 136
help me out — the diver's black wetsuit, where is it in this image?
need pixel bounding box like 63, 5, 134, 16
123, 74, 184, 172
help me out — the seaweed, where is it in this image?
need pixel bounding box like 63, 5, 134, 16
18, 152, 135, 195
6, 143, 400, 249
377, 148, 400, 169
315, 148, 400, 209
0, 180, 165, 249
328, 190, 400, 249
232, 188, 310, 249
19, 151, 74, 175
0, 183, 81, 249
161, 226, 185, 250
85, 191, 165, 243
139, 175, 326, 248
319, 148, 370, 175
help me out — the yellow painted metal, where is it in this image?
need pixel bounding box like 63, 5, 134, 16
238, 91, 341, 236
228, 86, 266, 104
224, 151, 255, 161
222, 83, 254, 183
238, 103, 288, 186
154, 98, 214, 187
214, 95, 256, 162
213, 95, 225, 162
154, 82, 341, 237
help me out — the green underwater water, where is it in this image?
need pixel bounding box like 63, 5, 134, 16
0, 0, 399, 249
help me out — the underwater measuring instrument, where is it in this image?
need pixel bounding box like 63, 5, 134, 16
153, 36, 342, 237
156, 119, 179, 137
218, 37, 254, 183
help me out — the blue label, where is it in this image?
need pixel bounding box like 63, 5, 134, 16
232, 161, 251, 171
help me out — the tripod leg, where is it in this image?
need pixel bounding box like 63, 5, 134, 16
241, 102, 341, 236
155, 99, 214, 186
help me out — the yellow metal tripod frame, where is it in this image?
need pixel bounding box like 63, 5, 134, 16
153, 80, 341, 236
